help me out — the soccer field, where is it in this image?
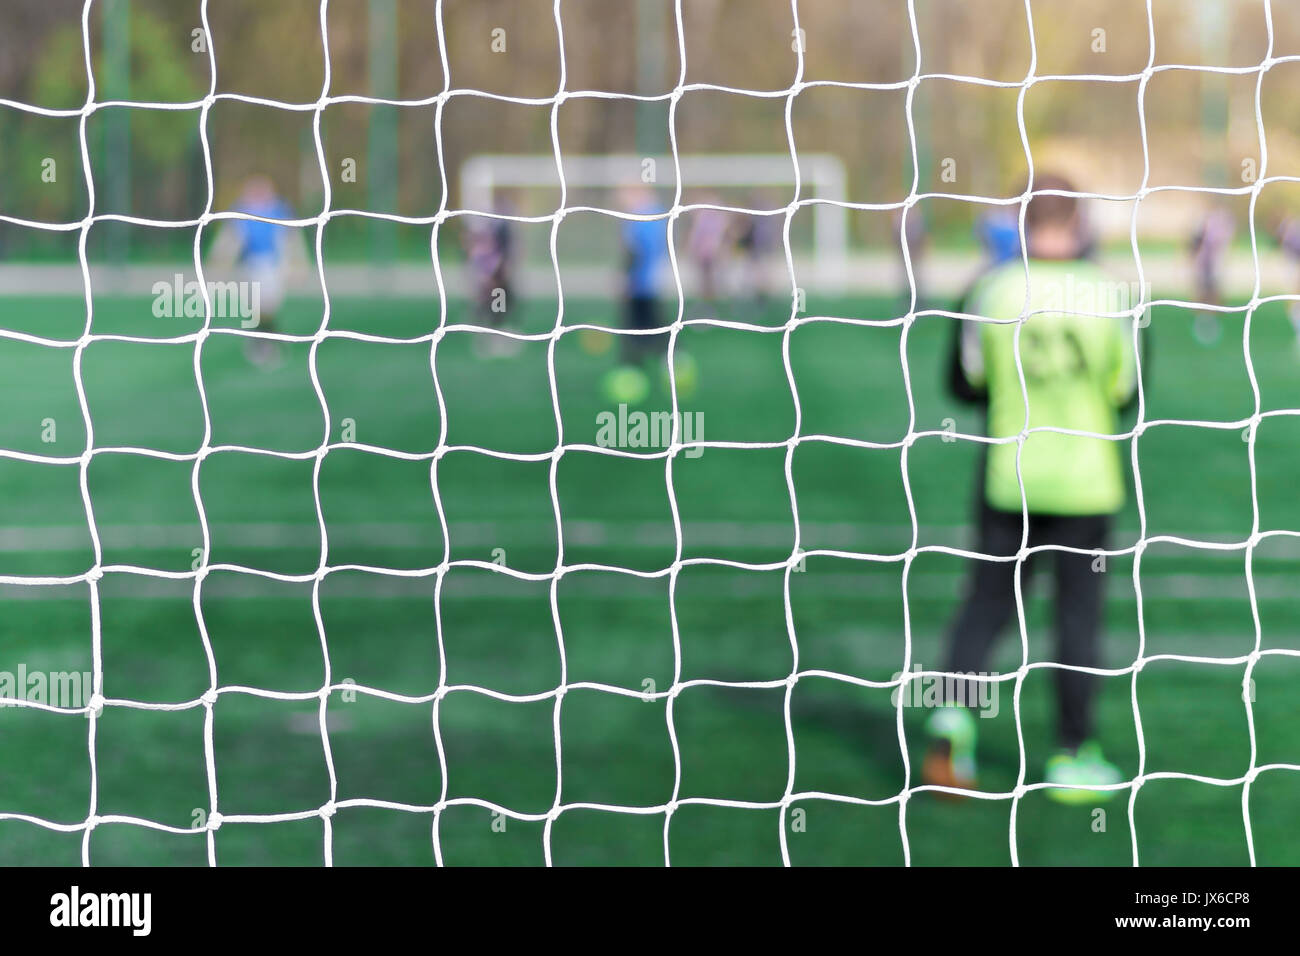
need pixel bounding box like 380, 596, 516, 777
0, 289, 1297, 866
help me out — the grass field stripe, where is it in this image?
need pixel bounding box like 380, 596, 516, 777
0, 568, 1292, 604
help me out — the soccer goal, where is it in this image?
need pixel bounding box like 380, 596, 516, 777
460, 151, 850, 292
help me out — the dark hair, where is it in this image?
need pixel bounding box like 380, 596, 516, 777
1024, 173, 1079, 232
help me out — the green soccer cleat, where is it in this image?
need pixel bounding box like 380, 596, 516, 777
1044, 740, 1123, 805
602, 364, 651, 405
922, 706, 978, 795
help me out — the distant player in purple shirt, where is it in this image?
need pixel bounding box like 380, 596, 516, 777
1189, 206, 1235, 346
1274, 213, 1300, 348
462, 199, 519, 358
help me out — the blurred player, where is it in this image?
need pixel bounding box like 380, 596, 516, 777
686, 197, 732, 308
603, 184, 695, 404
975, 207, 1022, 267
736, 200, 783, 312
963, 208, 1023, 313
603, 185, 668, 404
1076, 199, 1100, 261
925, 174, 1141, 804
1273, 213, 1300, 347
208, 175, 307, 367
462, 204, 520, 357
1189, 206, 1235, 345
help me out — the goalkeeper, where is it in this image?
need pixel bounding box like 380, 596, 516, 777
924, 175, 1142, 804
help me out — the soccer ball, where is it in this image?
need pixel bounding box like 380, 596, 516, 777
602, 364, 651, 405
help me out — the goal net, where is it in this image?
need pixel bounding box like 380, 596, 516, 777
0, 0, 1298, 870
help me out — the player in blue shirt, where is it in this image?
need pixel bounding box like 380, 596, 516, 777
209, 176, 307, 367
976, 208, 1022, 266
602, 184, 696, 403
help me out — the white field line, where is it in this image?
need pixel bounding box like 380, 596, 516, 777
1, 249, 1294, 299
0, 518, 1296, 556
0, 570, 1285, 604
18, 567, 1286, 602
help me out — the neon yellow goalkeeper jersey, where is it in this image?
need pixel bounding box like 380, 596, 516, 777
961, 258, 1139, 516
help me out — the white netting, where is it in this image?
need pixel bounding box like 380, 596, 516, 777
0, 0, 1298, 867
